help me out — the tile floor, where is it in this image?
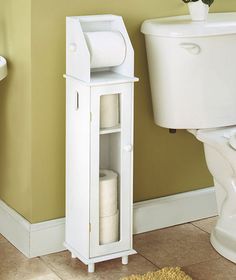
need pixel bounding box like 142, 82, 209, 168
1, 217, 236, 280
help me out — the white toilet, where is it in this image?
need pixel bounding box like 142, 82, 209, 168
141, 13, 236, 263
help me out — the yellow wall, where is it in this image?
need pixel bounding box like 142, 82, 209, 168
0, 0, 32, 220
1, 0, 236, 223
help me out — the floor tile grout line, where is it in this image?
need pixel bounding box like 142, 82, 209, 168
39, 256, 64, 280
134, 223, 213, 271
190, 223, 211, 235
137, 250, 221, 273
190, 223, 224, 263
181, 254, 222, 270
135, 252, 161, 269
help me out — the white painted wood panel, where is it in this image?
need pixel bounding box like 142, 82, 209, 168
65, 78, 90, 259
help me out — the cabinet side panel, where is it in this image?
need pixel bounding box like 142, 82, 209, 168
66, 79, 90, 258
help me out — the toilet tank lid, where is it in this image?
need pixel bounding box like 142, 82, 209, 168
141, 13, 236, 38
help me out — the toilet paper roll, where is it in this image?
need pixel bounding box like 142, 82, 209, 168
99, 169, 118, 217
84, 31, 126, 69
100, 94, 119, 129
99, 211, 119, 245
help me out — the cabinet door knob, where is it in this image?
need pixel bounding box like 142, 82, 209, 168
123, 145, 133, 152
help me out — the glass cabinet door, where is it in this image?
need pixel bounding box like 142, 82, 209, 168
89, 83, 133, 258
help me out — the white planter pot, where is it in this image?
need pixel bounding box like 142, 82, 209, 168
188, 1, 209, 21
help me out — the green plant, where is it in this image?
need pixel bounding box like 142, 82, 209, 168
183, 0, 214, 7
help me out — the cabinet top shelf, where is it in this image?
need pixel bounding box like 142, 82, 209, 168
64, 71, 139, 86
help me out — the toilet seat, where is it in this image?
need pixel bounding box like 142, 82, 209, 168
195, 126, 236, 151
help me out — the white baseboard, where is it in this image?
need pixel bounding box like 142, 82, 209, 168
133, 187, 217, 234
30, 218, 65, 257
0, 200, 65, 258
0, 186, 217, 258
0, 200, 30, 256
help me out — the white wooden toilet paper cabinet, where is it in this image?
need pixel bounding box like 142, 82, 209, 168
64, 14, 138, 273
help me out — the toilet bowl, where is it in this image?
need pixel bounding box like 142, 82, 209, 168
141, 12, 236, 263
193, 126, 236, 262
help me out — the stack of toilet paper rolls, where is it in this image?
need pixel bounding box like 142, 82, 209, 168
99, 169, 119, 245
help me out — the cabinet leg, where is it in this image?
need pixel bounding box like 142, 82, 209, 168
71, 253, 76, 259
122, 256, 128, 265
88, 263, 95, 273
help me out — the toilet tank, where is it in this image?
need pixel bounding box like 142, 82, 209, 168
141, 13, 236, 129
